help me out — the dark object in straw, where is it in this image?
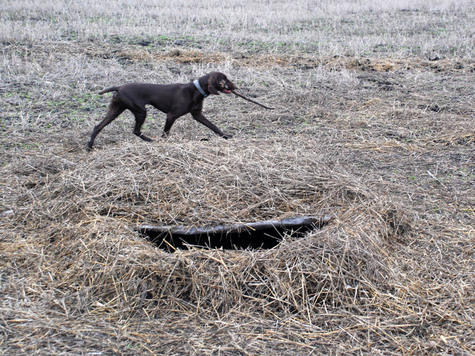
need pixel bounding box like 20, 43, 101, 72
138, 215, 332, 251
232, 91, 274, 110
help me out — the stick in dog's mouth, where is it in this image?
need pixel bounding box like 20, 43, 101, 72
231, 91, 274, 110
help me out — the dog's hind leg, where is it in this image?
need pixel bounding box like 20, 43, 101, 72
88, 99, 125, 150
131, 106, 153, 142
161, 113, 179, 138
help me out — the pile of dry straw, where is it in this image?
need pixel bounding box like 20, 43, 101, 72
1, 135, 470, 354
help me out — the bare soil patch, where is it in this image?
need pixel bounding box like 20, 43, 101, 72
84, 42, 475, 72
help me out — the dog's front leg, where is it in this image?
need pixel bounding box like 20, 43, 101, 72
191, 112, 232, 139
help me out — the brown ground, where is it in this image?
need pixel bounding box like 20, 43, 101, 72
1, 40, 474, 354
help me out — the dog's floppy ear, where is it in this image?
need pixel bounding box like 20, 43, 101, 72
207, 73, 220, 95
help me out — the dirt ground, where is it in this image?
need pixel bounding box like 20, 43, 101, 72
1, 16, 474, 356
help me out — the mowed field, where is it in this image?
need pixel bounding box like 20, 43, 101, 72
1, 0, 474, 354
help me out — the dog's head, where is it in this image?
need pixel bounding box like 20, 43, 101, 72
207, 72, 236, 95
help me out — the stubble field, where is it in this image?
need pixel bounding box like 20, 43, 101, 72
1, 0, 474, 354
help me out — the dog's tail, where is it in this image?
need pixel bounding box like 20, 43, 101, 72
99, 87, 120, 95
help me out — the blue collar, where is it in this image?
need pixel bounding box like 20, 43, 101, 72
193, 79, 208, 98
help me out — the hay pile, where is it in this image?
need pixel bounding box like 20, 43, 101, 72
0, 135, 471, 354
1, 135, 469, 354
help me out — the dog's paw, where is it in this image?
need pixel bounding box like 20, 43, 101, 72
222, 133, 233, 139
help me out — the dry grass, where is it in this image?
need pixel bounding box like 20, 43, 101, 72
2, 0, 474, 58
1, 0, 474, 355
0, 138, 416, 354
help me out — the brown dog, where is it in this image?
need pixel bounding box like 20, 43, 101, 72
87, 72, 236, 149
